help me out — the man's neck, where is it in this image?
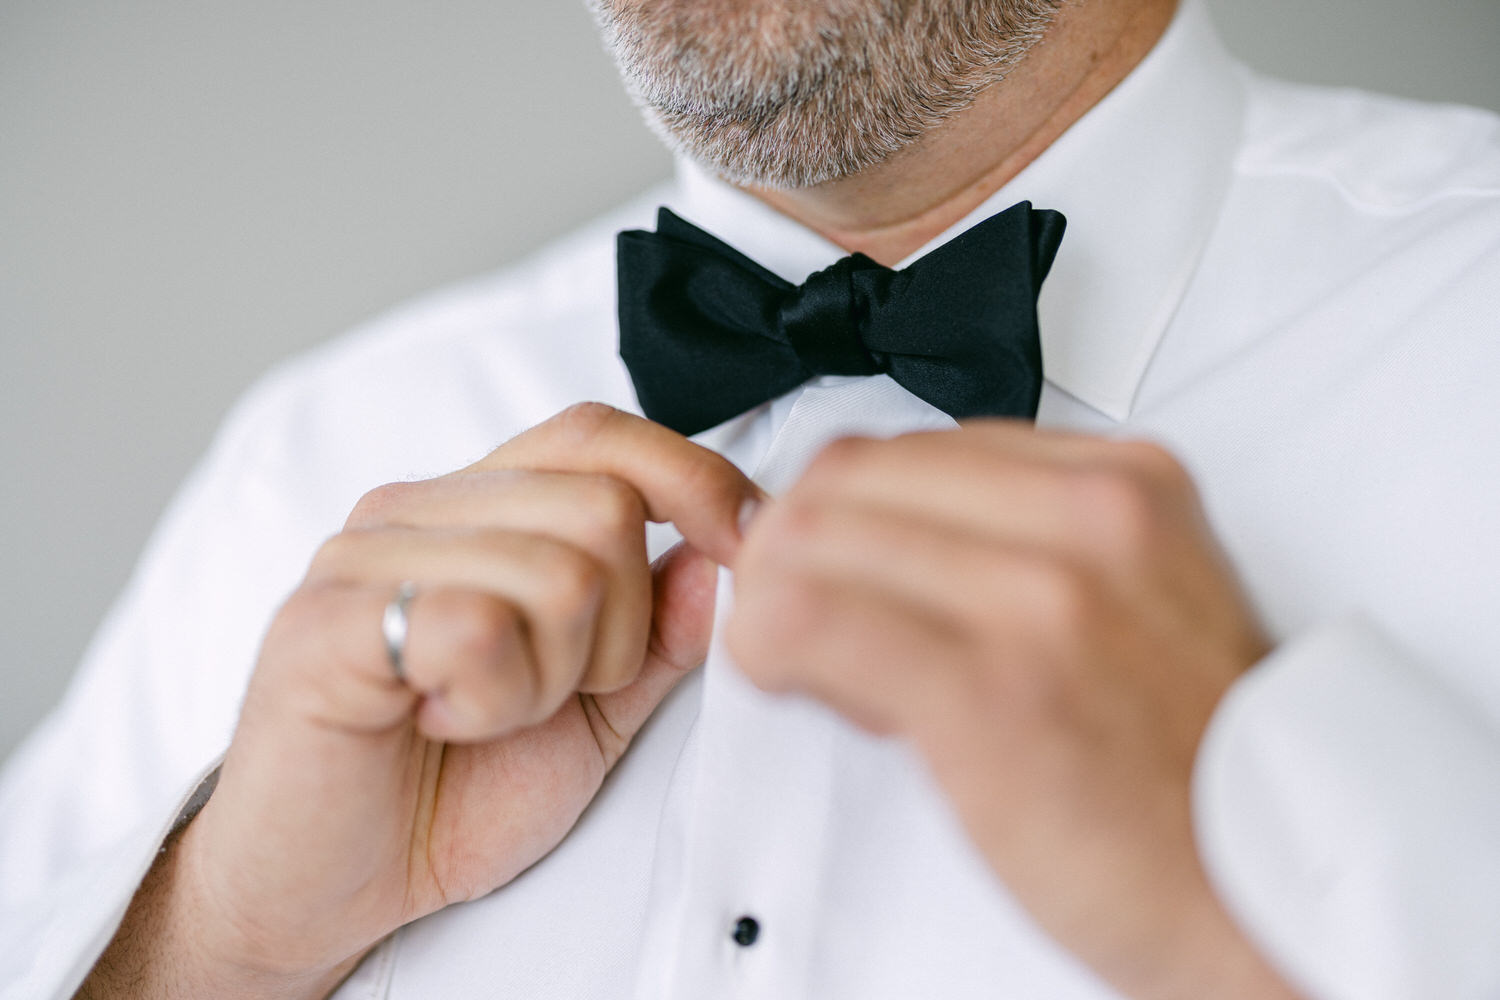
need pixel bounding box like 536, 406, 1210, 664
742, 0, 1179, 266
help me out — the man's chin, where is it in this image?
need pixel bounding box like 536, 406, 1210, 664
598, 0, 1063, 190
639, 94, 915, 190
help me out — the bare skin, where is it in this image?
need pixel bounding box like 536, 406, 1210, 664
728, 7, 1300, 992
78, 1, 1302, 997
752, 0, 1179, 264
728, 426, 1299, 999
77, 405, 765, 998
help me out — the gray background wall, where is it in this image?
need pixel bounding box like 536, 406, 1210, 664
2, 0, 1498, 761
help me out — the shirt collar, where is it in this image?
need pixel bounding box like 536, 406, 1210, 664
666, 0, 1246, 421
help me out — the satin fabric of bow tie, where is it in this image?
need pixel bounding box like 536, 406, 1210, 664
615, 202, 1066, 437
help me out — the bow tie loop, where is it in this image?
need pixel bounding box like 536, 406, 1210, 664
777, 254, 886, 379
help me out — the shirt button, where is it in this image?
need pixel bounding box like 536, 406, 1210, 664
732, 915, 761, 947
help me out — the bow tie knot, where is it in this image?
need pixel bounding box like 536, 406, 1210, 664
778, 254, 885, 379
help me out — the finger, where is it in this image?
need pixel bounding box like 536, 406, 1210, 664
953, 418, 1164, 468
793, 432, 1068, 539
344, 470, 646, 544
587, 542, 719, 769
734, 500, 1117, 724
788, 431, 1191, 563
261, 582, 547, 741
307, 527, 606, 711
726, 569, 972, 739
401, 587, 548, 741
345, 471, 653, 693
737, 498, 1059, 628
473, 403, 766, 565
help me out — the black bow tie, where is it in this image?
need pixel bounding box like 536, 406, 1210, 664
616, 202, 1066, 437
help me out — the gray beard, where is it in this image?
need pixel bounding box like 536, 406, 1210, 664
587, 0, 1064, 189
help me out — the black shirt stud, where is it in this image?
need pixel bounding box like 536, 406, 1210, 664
732, 915, 761, 947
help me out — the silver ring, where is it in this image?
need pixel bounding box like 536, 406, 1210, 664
382, 581, 418, 682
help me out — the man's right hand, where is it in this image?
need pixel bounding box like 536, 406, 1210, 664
78, 403, 763, 1000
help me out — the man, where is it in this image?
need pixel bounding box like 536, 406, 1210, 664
2, 0, 1498, 996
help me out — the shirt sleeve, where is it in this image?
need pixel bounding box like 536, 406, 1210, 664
1193, 617, 1500, 1000
0, 763, 220, 999
0, 372, 326, 1000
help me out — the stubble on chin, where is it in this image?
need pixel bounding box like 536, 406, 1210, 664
588, 0, 1063, 189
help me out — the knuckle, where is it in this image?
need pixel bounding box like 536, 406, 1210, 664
766, 495, 826, 546
259, 584, 377, 716
1116, 438, 1192, 493
1017, 555, 1096, 635
306, 531, 362, 581
549, 401, 624, 441
346, 481, 417, 529
1070, 468, 1159, 554
581, 475, 646, 540
536, 548, 607, 623
676, 451, 738, 506
801, 436, 869, 487
448, 592, 523, 667
440, 593, 538, 721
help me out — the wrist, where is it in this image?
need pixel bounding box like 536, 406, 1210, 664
175, 817, 371, 996
78, 819, 362, 1000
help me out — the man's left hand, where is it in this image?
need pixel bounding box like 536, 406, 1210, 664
727, 421, 1298, 999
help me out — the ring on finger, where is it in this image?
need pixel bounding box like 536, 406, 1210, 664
382, 581, 419, 683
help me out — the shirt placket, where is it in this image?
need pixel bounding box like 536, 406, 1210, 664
631, 376, 955, 1000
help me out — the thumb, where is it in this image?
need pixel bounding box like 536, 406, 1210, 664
590, 541, 719, 767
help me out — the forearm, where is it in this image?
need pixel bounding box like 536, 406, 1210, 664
74, 824, 360, 1000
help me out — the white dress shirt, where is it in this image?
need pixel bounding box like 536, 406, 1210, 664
4, 3, 1500, 997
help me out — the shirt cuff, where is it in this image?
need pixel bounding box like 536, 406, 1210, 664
0, 757, 223, 1000
1193, 617, 1500, 1000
